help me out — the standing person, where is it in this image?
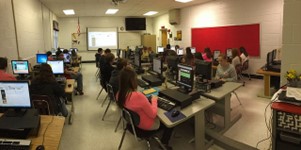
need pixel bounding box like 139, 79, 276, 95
239, 46, 249, 63
109, 58, 129, 95
181, 47, 195, 66
231, 48, 242, 67
215, 53, 237, 82
202, 47, 213, 62
0, 57, 16, 81
30, 63, 68, 116
117, 67, 173, 149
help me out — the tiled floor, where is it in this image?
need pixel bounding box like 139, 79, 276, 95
59, 63, 272, 150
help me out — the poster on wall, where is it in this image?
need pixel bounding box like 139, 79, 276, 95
72, 33, 80, 45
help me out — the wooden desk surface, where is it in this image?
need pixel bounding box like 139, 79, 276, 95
201, 82, 242, 100
256, 68, 280, 76
65, 79, 75, 94
29, 115, 65, 150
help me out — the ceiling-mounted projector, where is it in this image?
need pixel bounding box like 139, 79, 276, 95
112, 0, 128, 6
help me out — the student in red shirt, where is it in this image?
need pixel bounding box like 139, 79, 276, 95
0, 57, 16, 81
117, 67, 173, 149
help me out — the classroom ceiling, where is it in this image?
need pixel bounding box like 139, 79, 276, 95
40, 0, 213, 17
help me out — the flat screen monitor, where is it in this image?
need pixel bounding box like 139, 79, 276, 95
170, 46, 176, 51
177, 48, 184, 55
177, 64, 194, 93
134, 52, 141, 67
63, 53, 71, 63
213, 50, 221, 60
266, 52, 273, 66
0, 81, 31, 109
36, 54, 48, 64
191, 47, 196, 54
195, 60, 212, 81
272, 49, 277, 60
152, 57, 163, 75
11, 60, 30, 75
47, 60, 64, 75
226, 49, 232, 58
157, 46, 164, 53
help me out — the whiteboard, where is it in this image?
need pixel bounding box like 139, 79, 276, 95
118, 32, 141, 49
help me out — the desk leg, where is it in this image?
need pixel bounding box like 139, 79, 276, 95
263, 74, 271, 97
221, 94, 242, 133
195, 110, 205, 150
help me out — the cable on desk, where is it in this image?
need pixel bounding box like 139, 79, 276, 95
256, 94, 279, 149
41, 116, 55, 146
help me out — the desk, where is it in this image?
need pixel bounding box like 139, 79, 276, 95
256, 68, 280, 98
157, 98, 215, 150
65, 79, 75, 124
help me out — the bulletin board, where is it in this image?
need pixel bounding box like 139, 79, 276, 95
191, 24, 260, 56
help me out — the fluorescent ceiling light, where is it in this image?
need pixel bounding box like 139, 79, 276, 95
175, 0, 193, 3
106, 9, 119, 14
144, 11, 158, 16
63, 9, 75, 15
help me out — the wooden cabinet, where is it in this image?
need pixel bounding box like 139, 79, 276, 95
141, 35, 156, 52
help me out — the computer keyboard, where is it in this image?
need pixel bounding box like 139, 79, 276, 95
0, 138, 31, 150
157, 96, 176, 111
137, 79, 149, 88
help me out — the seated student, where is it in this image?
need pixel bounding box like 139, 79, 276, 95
71, 49, 81, 67
46, 51, 54, 60
231, 48, 242, 67
57, 51, 84, 95
215, 53, 237, 82
239, 46, 249, 64
99, 49, 111, 70
100, 53, 115, 91
141, 46, 150, 62
117, 67, 173, 149
30, 63, 68, 117
0, 57, 16, 81
95, 48, 103, 67
181, 47, 195, 66
202, 47, 213, 62
109, 58, 129, 95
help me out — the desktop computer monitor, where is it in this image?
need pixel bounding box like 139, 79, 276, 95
63, 53, 71, 63
134, 52, 141, 68
195, 60, 212, 81
0, 81, 31, 116
266, 51, 273, 66
153, 57, 163, 75
170, 46, 176, 51
213, 50, 221, 60
177, 48, 184, 55
226, 48, 232, 58
11, 60, 30, 75
157, 46, 164, 53
191, 47, 196, 54
47, 60, 64, 75
36, 54, 48, 64
177, 64, 194, 93
272, 49, 277, 60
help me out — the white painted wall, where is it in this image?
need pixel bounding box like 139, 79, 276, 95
153, 0, 284, 75
281, 0, 301, 85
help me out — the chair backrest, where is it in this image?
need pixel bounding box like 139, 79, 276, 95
242, 59, 249, 70
31, 94, 56, 115
122, 108, 140, 141
235, 64, 243, 75
106, 83, 116, 101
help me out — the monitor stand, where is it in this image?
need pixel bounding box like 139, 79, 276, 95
16, 75, 28, 80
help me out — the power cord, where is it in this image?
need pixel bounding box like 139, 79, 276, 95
41, 115, 55, 146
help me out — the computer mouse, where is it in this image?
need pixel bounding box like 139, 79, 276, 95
36, 145, 45, 150
171, 110, 180, 117
68, 84, 71, 87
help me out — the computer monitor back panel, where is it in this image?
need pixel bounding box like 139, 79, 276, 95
0, 81, 31, 109
47, 60, 64, 74
195, 60, 212, 81
11, 60, 30, 75
36, 54, 48, 64
153, 58, 163, 75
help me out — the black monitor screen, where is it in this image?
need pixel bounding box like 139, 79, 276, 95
11, 60, 30, 75
272, 49, 277, 60
195, 60, 212, 80
267, 52, 273, 66
153, 57, 163, 75
157, 46, 164, 53
177, 48, 184, 55
63, 53, 71, 63
0, 81, 31, 109
36, 54, 48, 64
47, 60, 64, 74
134, 52, 141, 67
226, 49, 232, 58
191, 47, 196, 54
213, 50, 221, 60
177, 64, 194, 92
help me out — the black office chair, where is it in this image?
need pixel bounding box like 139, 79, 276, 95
31, 94, 56, 115
235, 64, 245, 86
118, 108, 167, 150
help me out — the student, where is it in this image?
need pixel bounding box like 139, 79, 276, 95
100, 53, 115, 91
0, 57, 16, 81
231, 48, 242, 67
57, 52, 84, 95
30, 63, 68, 117
141, 46, 150, 62
109, 58, 129, 95
181, 47, 195, 66
71, 49, 81, 67
239, 46, 249, 63
202, 47, 213, 62
46, 51, 54, 60
215, 53, 237, 82
117, 67, 173, 149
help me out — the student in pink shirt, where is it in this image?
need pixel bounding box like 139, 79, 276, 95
202, 47, 213, 62
0, 57, 16, 81
117, 67, 173, 149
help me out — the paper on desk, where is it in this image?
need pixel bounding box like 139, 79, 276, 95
286, 87, 301, 101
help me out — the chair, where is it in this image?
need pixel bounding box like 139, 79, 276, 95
235, 64, 245, 86
118, 108, 167, 150
101, 84, 115, 121
241, 59, 251, 80
31, 94, 56, 115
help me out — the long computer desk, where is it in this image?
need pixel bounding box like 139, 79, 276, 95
157, 97, 215, 150
65, 79, 75, 124
256, 68, 280, 98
